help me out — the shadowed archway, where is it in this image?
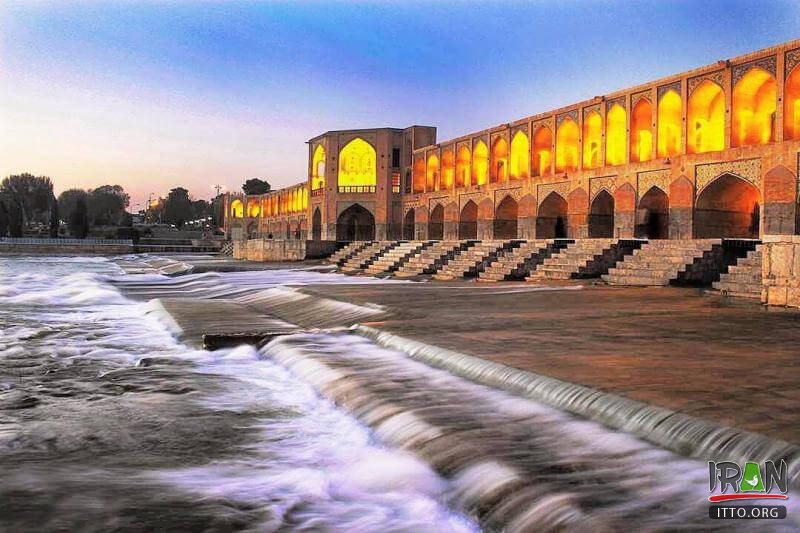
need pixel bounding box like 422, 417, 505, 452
636, 187, 669, 239
336, 204, 375, 241
588, 190, 615, 238
694, 174, 760, 238
403, 209, 415, 240
493, 196, 518, 239
312, 207, 322, 240
429, 204, 444, 240
536, 192, 568, 238
459, 201, 478, 239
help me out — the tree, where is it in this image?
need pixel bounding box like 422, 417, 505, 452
0, 202, 9, 237
8, 201, 23, 237
68, 198, 89, 238
0, 173, 55, 226
88, 185, 129, 226
49, 199, 60, 238
242, 178, 271, 195
162, 187, 193, 228
58, 189, 89, 222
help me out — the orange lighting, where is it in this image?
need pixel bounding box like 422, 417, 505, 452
472, 140, 489, 185
582, 111, 602, 169
785, 66, 800, 140
426, 153, 440, 191
532, 126, 552, 177
657, 90, 682, 158
509, 131, 529, 180
311, 145, 326, 190
338, 137, 376, 187
687, 80, 725, 154
556, 119, 579, 173
606, 104, 626, 166
413, 159, 426, 193
630, 98, 653, 162
230, 199, 244, 218
732, 67, 776, 147
456, 145, 471, 187
247, 198, 261, 218
491, 137, 508, 183
441, 149, 455, 190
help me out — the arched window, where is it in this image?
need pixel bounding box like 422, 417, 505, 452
532, 126, 552, 177
606, 104, 626, 166
785, 65, 800, 140
456, 145, 471, 187
426, 154, 440, 191
491, 137, 509, 183
338, 138, 376, 190
687, 80, 725, 154
509, 131, 529, 180
441, 150, 455, 190
630, 98, 653, 162
230, 199, 244, 218
582, 111, 602, 169
658, 90, 682, 158
472, 140, 489, 185
732, 67, 776, 147
413, 159, 426, 193
311, 145, 326, 191
555, 119, 579, 173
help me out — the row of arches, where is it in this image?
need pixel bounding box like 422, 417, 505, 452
230, 188, 310, 219
412, 65, 799, 194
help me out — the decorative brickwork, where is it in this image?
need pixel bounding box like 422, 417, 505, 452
494, 187, 523, 207
429, 197, 448, 211
688, 71, 725, 94
657, 81, 681, 101
606, 96, 625, 112
637, 169, 671, 195
695, 158, 762, 193
583, 104, 600, 118
537, 181, 570, 205
556, 109, 578, 127
511, 124, 528, 135
589, 176, 617, 199
631, 90, 651, 106
732, 56, 776, 85
786, 49, 800, 79
533, 118, 553, 131
459, 192, 485, 210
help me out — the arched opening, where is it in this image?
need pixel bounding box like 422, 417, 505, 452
338, 138, 377, 191
509, 131, 529, 180
493, 196, 518, 239
441, 150, 455, 190
536, 192, 568, 238
247, 198, 261, 218
404, 169, 412, 193
630, 99, 653, 162
658, 90, 682, 158
311, 145, 326, 191
261, 197, 270, 217
426, 154, 440, 191
312, 207, 322, 240
456, 146, 471, 188
694, 174, 760, 238
294, 222, 302, 240
606, 104, 627, 166
413, 159, 426, 193
687, 80, 725, 154
336, 204, 375, 241
403, 209, 416, 240
491, 137, 508, 183
472, 141, 489, 185
588, 190, 615, 238
429, 204, 444, 240
582, 111, 602, 169
555, 119, 579, 173
785, 66, 800, 140
732, 67, 776, 147
635, 187, 669, 239
459, 200, 478, 239
230, 199, 244, 218
532, 126, 552, 177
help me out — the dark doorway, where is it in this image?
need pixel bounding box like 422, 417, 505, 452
458, 201, 478, 239
312, 208, 322, 241
493, 196, 518, 239
536, 192, 568, 238
636, 187, 669, 239
336, 204, 375, 241
429, 204, 444, 240
588, 190, 615, 238
403, 209, 415, 240
694, 174, 760, 238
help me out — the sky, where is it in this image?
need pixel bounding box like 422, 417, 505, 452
1, 1, 798, 210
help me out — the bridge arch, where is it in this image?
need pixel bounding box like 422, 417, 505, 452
459, 200, 478, 239
630, 98, 653, 162
441, 149, 455, 190
493, 195, 518, 239
311, 207, 322, 240
509, 131, 529, 180
636, 186, 669, 239
658, 89, 682, 158
732, 67, 776, 147
687, 80, 725, 154
429, 204, 444, 240
403, 208, 416, 240
311, 145, 326, 191
582, 111, 602, 169
413, 159, 426, 193
588, 189, 615, 238
693, 174, 760, 238
247, 198, 261, 218
556, 118, 579, 173
456, 145, 471, 187
536, 192, 568, 239
336, 203, 375, 241
426, 154, 440, 191
785, 64, 800, 140
472, 140, 489, 185
230, 199, 244, 218
491, 137, 509, 183
606, 104, 627, 166
532, 126, 552, 177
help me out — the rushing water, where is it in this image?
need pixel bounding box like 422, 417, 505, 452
0, 256, 475, 531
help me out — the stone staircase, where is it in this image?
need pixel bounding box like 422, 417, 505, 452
712, 246, 763, 299
528, 239, 640, 280
432, 241, 519, 280
329, 241, 371, 266
340, 241, 400, 273
603, 240, 722, 286
393, 241, 477, 278
478, 240, 571, 281
362, 241, 432, 276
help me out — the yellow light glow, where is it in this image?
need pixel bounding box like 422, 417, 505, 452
606, 104, 626, 166
582, 111, 602, 169
491, 137, 508, 182
785, 67, 800, 140
247, 198, 261, 218
657, 90, 682, 158
441, 150, 455, 190
302, 187, 309, 210
413, 159, 426, 192
687, 80, 725, 154
555, 119, 578, 173
230, 199, 244, 218
732, 67, 776, 147
426, 154, 440, 191
311, 145, 326, 190
338, 137, 376, 187
472, 140, 488, 185
456, 145, 471, 187
630, 98, 653, 162
509, 131, 529, 180
532, 126, 552, 177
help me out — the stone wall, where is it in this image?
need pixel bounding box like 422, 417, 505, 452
761, 235, 800, 308
0, 243, 135, 255
232, 239, 336, 262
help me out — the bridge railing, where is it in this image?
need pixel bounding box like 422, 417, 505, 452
0, 237, 134, 245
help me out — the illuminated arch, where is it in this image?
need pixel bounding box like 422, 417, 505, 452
426, 153, 440, 191
270, 195, 278, 216
687, 80, 725, 154
472, 140, 488, 185
412, 159, 426, 193
230, 199, 244, 218
456, 145, 471, 187
582, 111, 602, 169
658, 90, 682, 158
338, 137, 376, 188
261, 196, 270, 217
302, 187, 309, 210
732, 67, 776, 147
247, 198, 261, 218
532, 126, 552, 177
555, 119, 579, 173
509, 131, 529, 180
785, 66, 800, 140
311, 145, 326, 191
630, 98, 653, 162
441, 149, 455, 190
606, 104, 627, 166
491, 137, 509, 183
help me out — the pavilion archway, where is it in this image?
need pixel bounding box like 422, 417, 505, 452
693, 174, 760, 238
588, 190, 615, 238
536, 192, 568, 239
493, 196, 518, 239
403, 208, 416, 240
459, 200, 478, 239
338, 138, 377, 191
429, 204, 444, 240
636, 187, 669, 239
336, 203, 375, 241
311, 207, 322, 241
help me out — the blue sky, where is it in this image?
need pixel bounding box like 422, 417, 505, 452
1, 1, 798, 208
